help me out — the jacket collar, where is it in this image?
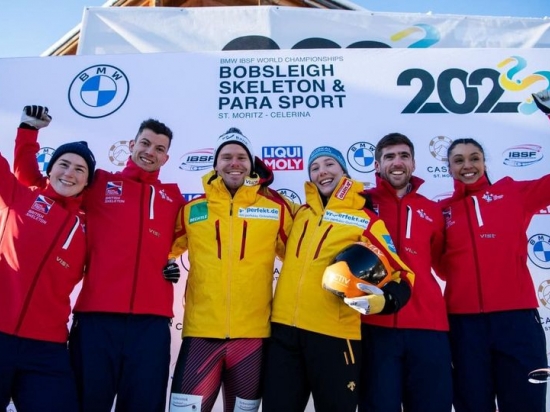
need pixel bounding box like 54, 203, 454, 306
119, 157, 160, 184
203, 170, 263, 205
42, 183, 84, 214
452, 173, 490, 199
374, 173, 424, 198
305, 177, 367, 214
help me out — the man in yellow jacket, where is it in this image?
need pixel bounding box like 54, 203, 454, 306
262, 146, 415, 412
166, 128, 293, 412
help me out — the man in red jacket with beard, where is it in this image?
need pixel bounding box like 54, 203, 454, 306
16, 117, 184, 412
359, 133, 452, 412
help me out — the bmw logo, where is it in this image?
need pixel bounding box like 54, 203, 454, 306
347, 142, 376, 173
529, 234, 550, 270
68, 65, 130, 118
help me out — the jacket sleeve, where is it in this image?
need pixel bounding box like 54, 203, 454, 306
168, 205, 188, 259
275, 199, 294, 261
516, 174, 550, 215
0, 152, 18, 208
14, 127, 48, 188
361, 215, 415, 314
267, 188, 296, 261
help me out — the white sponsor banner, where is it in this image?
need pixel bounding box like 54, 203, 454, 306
77, 6, 550, 56
1, 47, 550, 411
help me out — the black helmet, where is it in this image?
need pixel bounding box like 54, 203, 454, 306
322, 242, 392, 299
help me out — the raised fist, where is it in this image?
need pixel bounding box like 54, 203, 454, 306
20, 105, 52, 129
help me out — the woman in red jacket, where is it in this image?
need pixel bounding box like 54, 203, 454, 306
0, 106, 96, 412
440, 106, 549, 411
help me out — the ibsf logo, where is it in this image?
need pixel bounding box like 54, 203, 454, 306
68, 65, 130, 118
262, 146, 303, 170
179, 148, 214, 172
528, 234, 550, 270
36, 147, 55, 176
277, 188, 302, 205
502, 144, 543, 167
347, 142, 376, 173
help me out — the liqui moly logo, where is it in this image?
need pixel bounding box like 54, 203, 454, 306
262, 146, 303, 170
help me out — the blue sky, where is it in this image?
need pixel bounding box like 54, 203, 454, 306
0, 0, 548, 59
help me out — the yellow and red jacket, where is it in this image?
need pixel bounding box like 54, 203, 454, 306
170, 159, 293, 338
271, 177, 415, 340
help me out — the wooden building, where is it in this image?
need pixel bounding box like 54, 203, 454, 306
45, 0, 364, 56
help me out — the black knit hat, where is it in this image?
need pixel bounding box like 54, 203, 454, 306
46, 141, 96, 185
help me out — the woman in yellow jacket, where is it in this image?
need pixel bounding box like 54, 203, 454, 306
262, 146, 415, 412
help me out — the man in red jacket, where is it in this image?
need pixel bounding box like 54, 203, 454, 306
359, 133, 452, 412
15, 114, 184, 412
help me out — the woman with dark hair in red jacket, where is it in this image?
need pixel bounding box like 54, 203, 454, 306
439, 91, 550, 412
0, 105, 96, 412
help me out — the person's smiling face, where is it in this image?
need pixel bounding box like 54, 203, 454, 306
375, 143, 415, 195
309, 156, 345, 198
129, 129, 170, 172
448, 143, 486, 184
214, 143, 252, 195
49, 153, 89, 197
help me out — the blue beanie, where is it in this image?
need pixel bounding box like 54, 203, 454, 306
308, 146, 348, 178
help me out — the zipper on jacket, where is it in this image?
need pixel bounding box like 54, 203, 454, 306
471, 196, 484, 227
226, 199, 234, 338
149, 185, 155, 219
467, 196, 484, 312
130, 185, 150, 313
61, 216, 81, 250
405, 205, 413, 240
15, 214, 73, 335
389, 200, 406, 328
